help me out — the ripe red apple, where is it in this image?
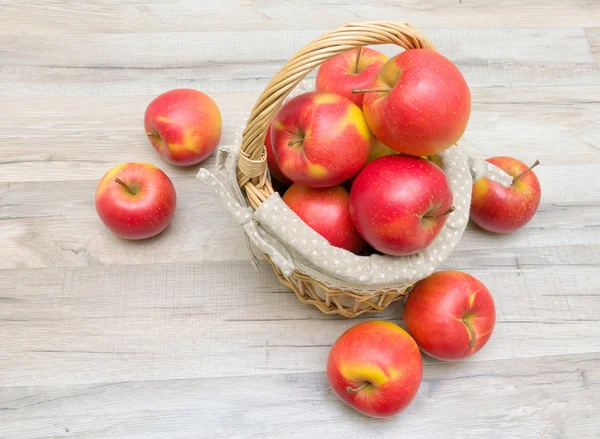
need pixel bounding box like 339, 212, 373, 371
360, 49, 471, 156
95, 162, 176, 239
470, 157, 541, 233
316, 47, 388, 109
282, 183, 365, 254
327, 320, 423, 418
264, 124, 292, 185
145, 88, 222, 166
271, 92, 372, 188
350, 155, 453, 256
403, 271, 496, 361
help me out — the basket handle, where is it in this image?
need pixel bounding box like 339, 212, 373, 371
237, 21, 436, 209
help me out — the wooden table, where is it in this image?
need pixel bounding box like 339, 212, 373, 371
1, 2, 600, 437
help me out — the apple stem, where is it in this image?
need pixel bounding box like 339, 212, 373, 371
424, 205, 455, 220
288, 139, 304, 147
147, 132, 158, 138
354, 46, 362, 74
463, 316, 477, 349
346, 382, 369, 393
512, 159, 540, 184
352, 88, 391, 94
114, 178, 136, 195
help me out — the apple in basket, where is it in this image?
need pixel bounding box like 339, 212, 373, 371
349, 155, 453, 256
316, 47, 388, 109
403, 271, 496, 361
327, 321, 423, 418
358, 49, 471, 157
282, 183, 365, 254
470, 157, 541, 233
271, 91, 372, 188
264, 124, 293, 185
145, 88, 222, 166
95, 162, 176, 239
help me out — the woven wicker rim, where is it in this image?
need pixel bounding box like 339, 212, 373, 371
237, 21, 437, 209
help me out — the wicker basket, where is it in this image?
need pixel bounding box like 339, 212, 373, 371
232, 22, 456, 317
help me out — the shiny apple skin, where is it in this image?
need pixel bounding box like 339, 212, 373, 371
403, 270, 496, 361
327, 321, 423, 418
95, 162, 176, 240
363, 49, 471, 156
349, 155, 453, 256
282, 183, 365, 254
470, 156, 541, 233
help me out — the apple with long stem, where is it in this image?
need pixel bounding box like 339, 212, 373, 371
316, 47, 388, 109
95, 162, 176, 239
354, 49, 471, 157
470, 157, 541, 233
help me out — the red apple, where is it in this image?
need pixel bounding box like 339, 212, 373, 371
316, 47, 388, 109
271, 92, 372, 188
349, 155, 453, 256
327, 320, 423, 418
95, 162, 176, 239
403, 271, 496, 361
282, 183, 365, 254
265, 124, 292, 185
361, 49, 471, 156
470, 157, 541, 233
145, 88, 222, 166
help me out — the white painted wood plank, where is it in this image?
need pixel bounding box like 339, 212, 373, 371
586, 27, 600, 67
1, 259, 599, 387
1, 28, 598, 97
1, 0, 599, 33
1, 353, 598, 438
1, 164, 598, 270
0, 88, 598, 184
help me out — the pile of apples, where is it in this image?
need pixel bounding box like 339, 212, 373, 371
92, 44, 542, 419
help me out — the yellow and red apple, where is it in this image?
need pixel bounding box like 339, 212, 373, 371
316, 47, 388, 109
470, 156, 541, 233
144, 88, 222, 166
271, 92, 372, 188
403, 271, 496, 361
282, 183, 364, 254
327, 320, 423, 418
350, 155, 453, 256
361, 49, 471, 157
95, 162, 176, 239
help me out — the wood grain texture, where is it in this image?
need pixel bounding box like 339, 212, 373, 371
1, 28, 598, 97
586, 27, 600, 67
1, 0, 600, 33
1, 1, 600, 437
1, 353, 598, 438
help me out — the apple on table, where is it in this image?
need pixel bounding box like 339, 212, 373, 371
327, 320, 423, 418
95, 162, 176, 240
145, 88, 222, 166
470, 157, 541, 233
403, 270, 496, 361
